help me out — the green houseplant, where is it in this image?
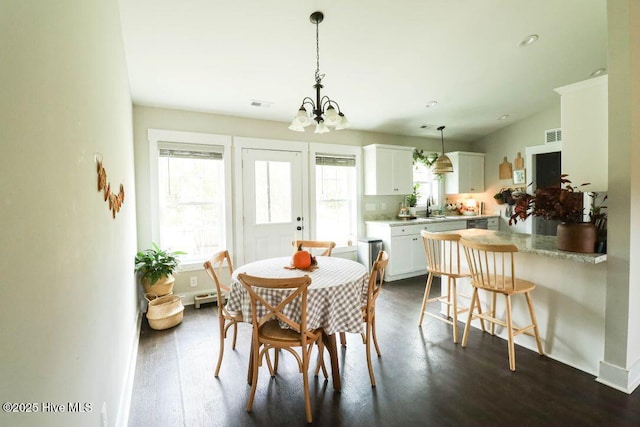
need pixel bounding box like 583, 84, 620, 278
412, 149, 439, 168
509, 175, 602, 253
135, 243, 186, 296
406, 183, 419, 208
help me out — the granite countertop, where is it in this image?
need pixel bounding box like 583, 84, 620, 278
456, 228, 607, 264
365, 214, 499, 227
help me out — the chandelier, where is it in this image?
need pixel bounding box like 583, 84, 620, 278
288, 11, 349, 133
432, 125, 454, 174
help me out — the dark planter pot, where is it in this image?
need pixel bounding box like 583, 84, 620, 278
556, 222, 597, 253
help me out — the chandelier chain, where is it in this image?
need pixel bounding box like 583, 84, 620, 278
315, 18, 321, 84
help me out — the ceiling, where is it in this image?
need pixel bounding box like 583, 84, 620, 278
118, 0, 607, 142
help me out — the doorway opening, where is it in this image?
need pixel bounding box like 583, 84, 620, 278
533, 151, 561, 236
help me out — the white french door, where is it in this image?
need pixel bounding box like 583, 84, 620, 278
241, 149, 304, 263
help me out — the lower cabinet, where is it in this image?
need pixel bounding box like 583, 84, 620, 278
366, 219, 467, 281
487, 217, 499, 230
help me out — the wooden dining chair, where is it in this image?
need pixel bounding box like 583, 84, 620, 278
237, 273, 322, 424
292, 239, 336, 256
203, 250, 243, 377
316, 251, 389, 386
362, 250, 389, 387
292, 239, 350, 346
418, 231, 484, 343
459, 239, 544, 371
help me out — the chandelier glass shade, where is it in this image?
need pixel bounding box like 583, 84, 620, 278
432, 125, 454, 174
289, 11, 349, 133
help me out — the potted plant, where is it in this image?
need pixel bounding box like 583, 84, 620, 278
508, 175, 601, 253
134, 243, 186, 296
406, 183, 420, 215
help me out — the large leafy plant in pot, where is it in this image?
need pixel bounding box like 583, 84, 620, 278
134, 243, 186, 296
509, 175, 599, 253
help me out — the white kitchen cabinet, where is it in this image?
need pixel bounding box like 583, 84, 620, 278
363, 144, 414, 195
444, 152, 485, 194
388, 234, 415, 275
366, 219, 467, 281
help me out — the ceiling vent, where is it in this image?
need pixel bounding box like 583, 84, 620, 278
545, 128, 562, 144
250, 100, 273, 108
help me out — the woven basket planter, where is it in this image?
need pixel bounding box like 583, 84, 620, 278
145, 294, 184, 330
142, 274, 175, 297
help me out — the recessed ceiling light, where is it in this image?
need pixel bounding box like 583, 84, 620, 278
425, 101, 438, 108
518, 34, 539, 47
498, 114, 509, 121
589, 68, 606, 78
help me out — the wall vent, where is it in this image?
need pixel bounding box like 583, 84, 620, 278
545, 128, 562, 144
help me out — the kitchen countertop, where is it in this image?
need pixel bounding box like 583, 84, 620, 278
455, 228, 607, 264
365, 214, 499, 227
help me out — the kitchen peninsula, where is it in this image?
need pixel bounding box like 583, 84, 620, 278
454, 228, 607, 377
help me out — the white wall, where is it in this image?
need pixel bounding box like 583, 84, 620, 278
0, 1, 138, 426
474, 104, 562, 231
132, 105, 473, 297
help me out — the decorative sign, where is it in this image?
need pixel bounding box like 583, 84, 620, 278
513, 169, 526, 185
96, 155, 125, 218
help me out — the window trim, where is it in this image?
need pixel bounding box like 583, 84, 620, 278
148, 129, 233, 270
309, 143, 362, 250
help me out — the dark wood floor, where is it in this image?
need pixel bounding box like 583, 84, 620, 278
129, 275, 640, 426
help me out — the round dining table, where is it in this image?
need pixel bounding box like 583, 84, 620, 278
226, 255, 369, 390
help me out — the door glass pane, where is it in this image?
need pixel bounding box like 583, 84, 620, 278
255, 160, 292, 224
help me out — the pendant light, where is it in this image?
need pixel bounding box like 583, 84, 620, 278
288, 11, 349, 133
432, 125, 454, 174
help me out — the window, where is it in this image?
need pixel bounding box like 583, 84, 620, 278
314, 152, 358, 246
148, 130, 232, 268
413, 162, 439, 206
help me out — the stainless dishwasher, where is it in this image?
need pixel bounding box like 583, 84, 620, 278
466, 218, 489, 229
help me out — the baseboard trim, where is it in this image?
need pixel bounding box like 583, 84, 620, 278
115, 309, 142, 427
596, 358, 640, 394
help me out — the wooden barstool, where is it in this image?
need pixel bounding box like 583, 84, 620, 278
459, 238, 544, 371
419, 231, 484, 343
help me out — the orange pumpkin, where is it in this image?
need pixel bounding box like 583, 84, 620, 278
292, 245, 312, 270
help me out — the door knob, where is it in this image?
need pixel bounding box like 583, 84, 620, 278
296, 226, 303, 231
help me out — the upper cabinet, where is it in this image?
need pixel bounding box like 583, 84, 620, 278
444, 151, 485, 194
363, 144, 414, 195
555, 75, 608, 191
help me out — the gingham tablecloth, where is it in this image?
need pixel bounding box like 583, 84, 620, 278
227, 256, 369, 335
